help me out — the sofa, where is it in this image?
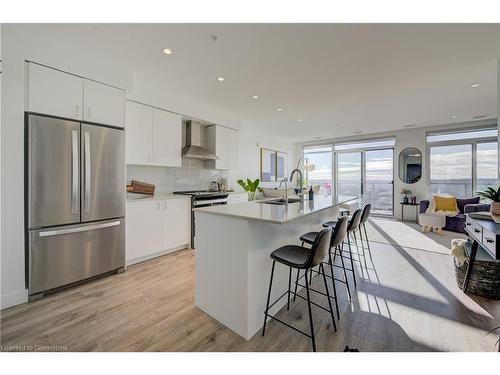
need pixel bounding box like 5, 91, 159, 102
419, 197, 490, 233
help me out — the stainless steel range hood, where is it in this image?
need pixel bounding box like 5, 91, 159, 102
182, 121, 219, 160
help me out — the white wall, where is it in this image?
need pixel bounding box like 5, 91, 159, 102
0, 24, 252, 309
228, 126, 298, 191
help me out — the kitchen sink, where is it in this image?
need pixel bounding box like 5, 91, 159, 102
258, 198, 302, 205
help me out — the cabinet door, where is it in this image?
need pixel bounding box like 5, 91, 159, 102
162, 198, 191, 251
227, 128, 239, 170
125, 101, 153, 165
126, 200, 163, 263
152, 109, 182, 167
83, 79, 125, 127
28, 63, 83, 120
215, 126, 229, 170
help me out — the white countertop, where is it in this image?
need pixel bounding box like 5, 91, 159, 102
126, 192, 191, 202
194, 195, 359, 224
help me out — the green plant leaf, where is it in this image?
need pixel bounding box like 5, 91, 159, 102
237, 179, 249, 191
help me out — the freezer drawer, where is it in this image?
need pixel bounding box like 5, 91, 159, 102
29, 219, 125, 295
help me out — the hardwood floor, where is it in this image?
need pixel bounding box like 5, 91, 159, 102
1, 231, 499, 352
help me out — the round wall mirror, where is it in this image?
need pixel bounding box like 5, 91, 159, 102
398, 147, 422, 184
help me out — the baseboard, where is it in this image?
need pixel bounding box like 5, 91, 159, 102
126, 244, 190, 266
1, 288, 29, 310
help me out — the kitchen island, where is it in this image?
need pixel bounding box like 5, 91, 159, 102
194, 195, 359, 339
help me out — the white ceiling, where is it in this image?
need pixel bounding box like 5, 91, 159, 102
28, 24, 500, 142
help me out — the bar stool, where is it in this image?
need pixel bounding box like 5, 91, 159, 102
262, 227, 335, 352
297, 216, 351, 318
322, 208, 363, 287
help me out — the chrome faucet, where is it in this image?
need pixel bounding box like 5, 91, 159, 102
290, 168, 303, 196
278, 178, 288, 204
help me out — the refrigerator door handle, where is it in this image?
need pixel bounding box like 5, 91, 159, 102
71, 130, 79, 214
39, 220, 121, 237
84, 131, 91, 213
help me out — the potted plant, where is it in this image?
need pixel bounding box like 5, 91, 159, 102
401, 189, 412, 204
237, 178, 260, 201
477, 186, 500, 215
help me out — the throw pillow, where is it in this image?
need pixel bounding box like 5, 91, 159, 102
434, 195, 458, 212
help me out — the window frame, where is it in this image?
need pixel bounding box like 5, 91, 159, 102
426, 128, 497, 198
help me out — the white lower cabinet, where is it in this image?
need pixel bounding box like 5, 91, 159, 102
162, 198, 191, 250
126, 198, 191, 264
126, 200, 163, 263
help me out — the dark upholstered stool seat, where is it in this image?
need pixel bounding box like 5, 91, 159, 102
271, 245, 310, 269
299, 231, 318, 245
322, 220, 338, 228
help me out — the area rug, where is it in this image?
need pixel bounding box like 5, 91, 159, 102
363, 217, 466, 255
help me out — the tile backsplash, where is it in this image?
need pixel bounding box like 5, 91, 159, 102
127, 158, 230, 193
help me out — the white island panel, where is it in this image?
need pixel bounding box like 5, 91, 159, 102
195, 196, 358, 339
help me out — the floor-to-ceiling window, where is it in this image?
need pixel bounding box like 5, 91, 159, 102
427, 127, 498, 197
335, 138, 395, 215
303, 146, 333, 196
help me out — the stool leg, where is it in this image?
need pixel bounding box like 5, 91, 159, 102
320, 263, 337, 331
293, 269, 300, 302
304, 269, 316, 352
347, 234, 357, 287
262, 260, 276, 336
338, 242, 351, 299
363, 223, 373, 262
358, 228, 368, 270
287, 266, 292, 310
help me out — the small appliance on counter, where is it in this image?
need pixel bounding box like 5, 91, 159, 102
127, 180, 156, 195
208, 181, 221, 192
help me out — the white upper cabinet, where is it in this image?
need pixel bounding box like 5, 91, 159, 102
125, 100, 153, 165
125, 100, 183, 167
205, 125, 239, 170
152, 108, 182, 167
27, 62, 125, 127
83, 79, 125, 128
28, 63, 83, 120
227, 128, 239, 170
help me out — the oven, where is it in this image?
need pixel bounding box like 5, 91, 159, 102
173, 191, 228, 248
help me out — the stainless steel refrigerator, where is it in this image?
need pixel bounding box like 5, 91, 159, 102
27, 114, 125, 299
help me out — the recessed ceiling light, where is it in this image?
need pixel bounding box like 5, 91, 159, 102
404, 124, 416, 128
277, 108, 283, 112
471, 83, 480, 88
451, 115, 457, 119
324, 133, 329, 136
297, 119, 303, 122
162, 48, 173, 55
252, 95, 259, 99
217, 77, 224, 82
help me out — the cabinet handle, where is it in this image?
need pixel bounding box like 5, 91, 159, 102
465, 222, 471, 226
485, 238, 494, 243
164, 201, 167, 210
74, 105, 80, 116
474, 229, 480, 233
87, 107, 91, 119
